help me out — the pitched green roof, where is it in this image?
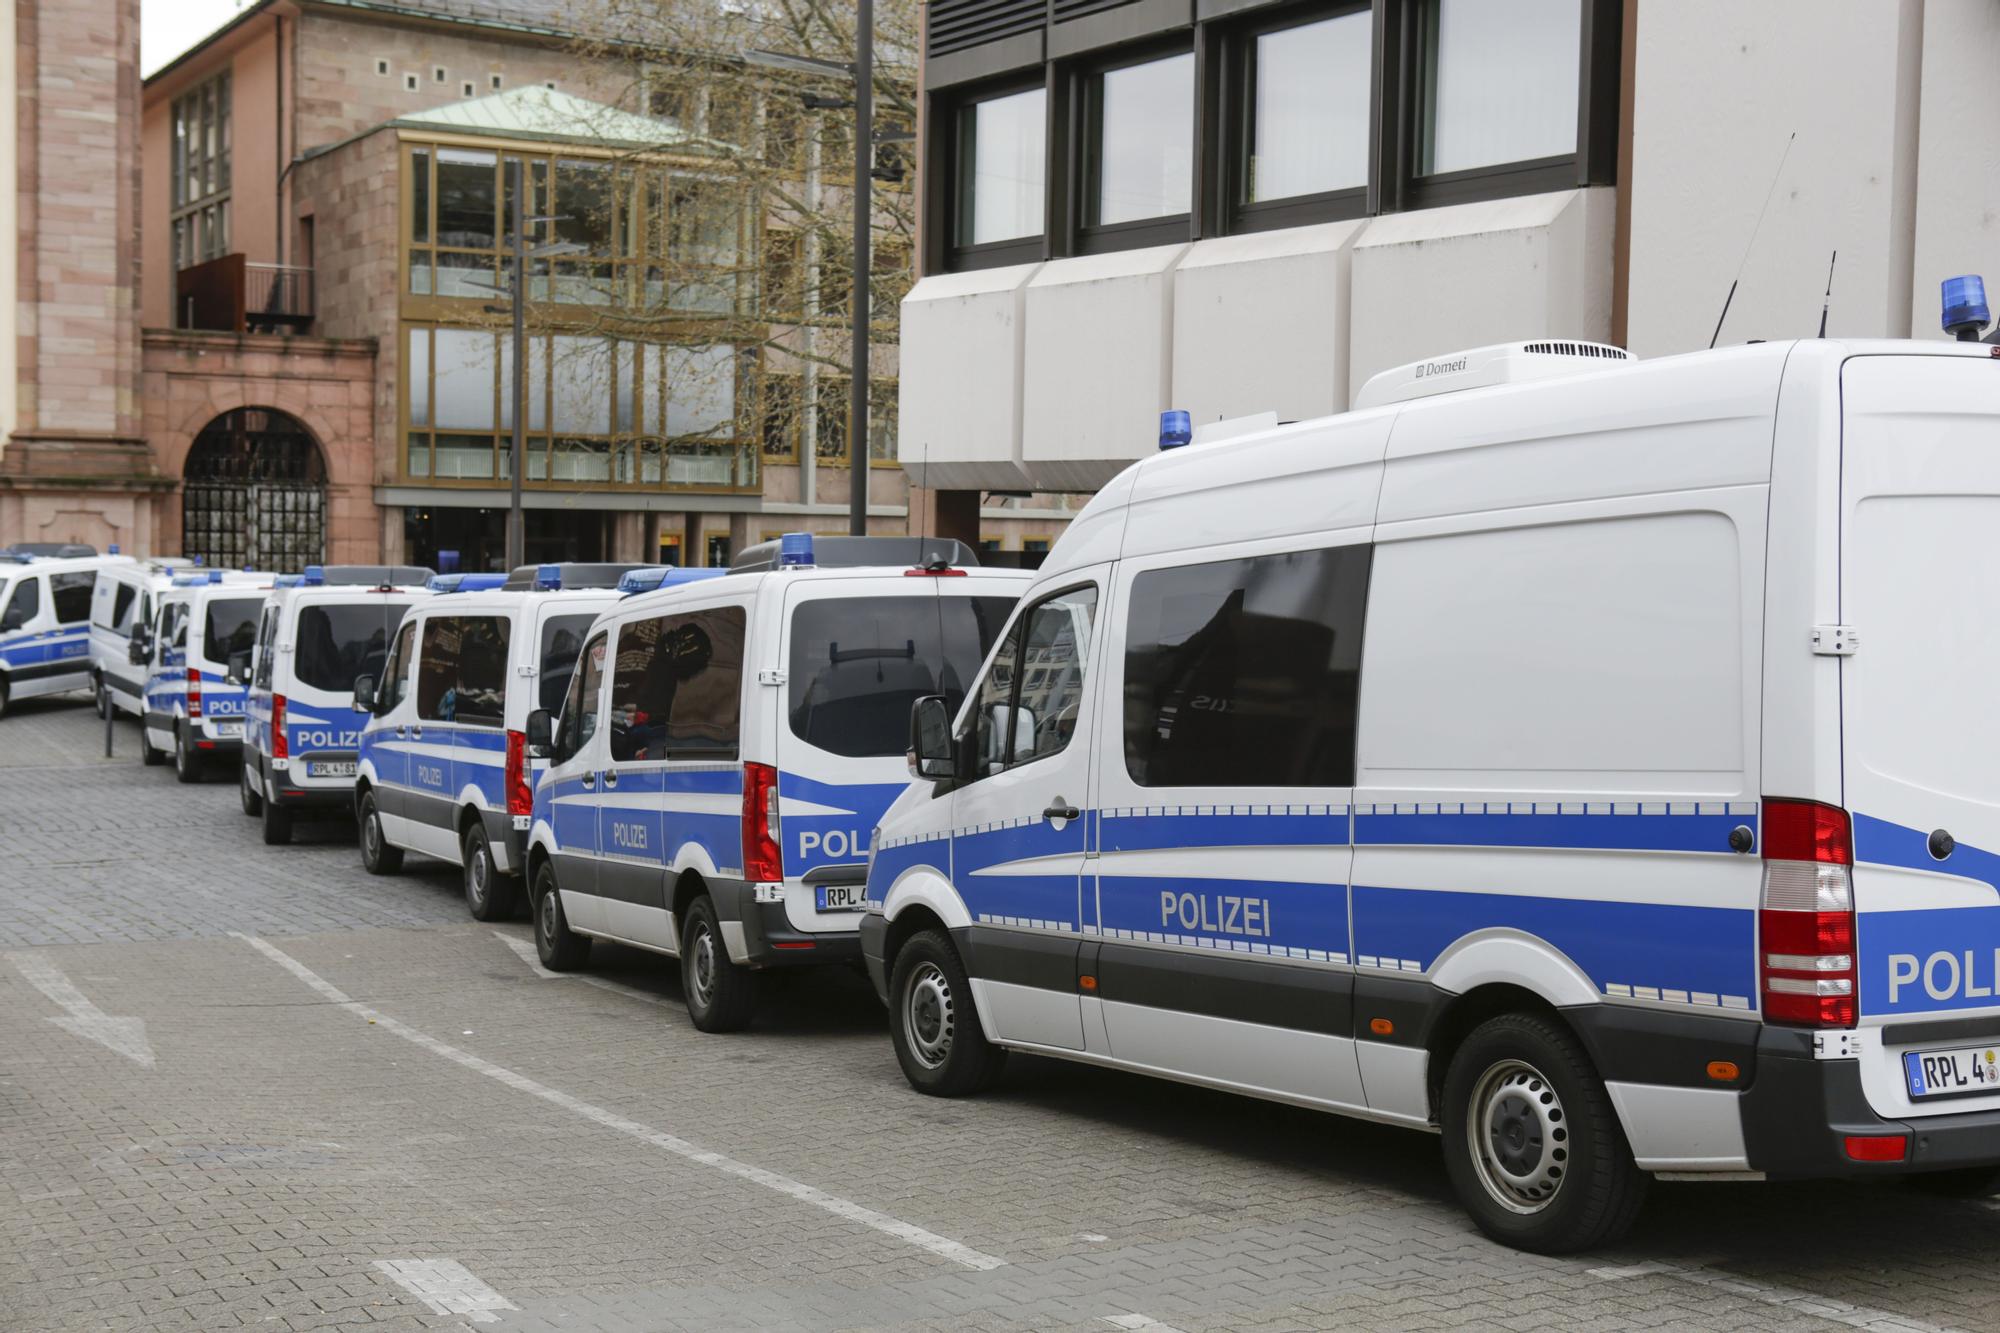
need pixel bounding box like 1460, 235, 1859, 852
394, 86, 701, 151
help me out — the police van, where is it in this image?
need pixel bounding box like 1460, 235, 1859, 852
0, 552, 127, 716
868, 329, 2000, 1253
522, 536, 1030, 1032
130, 570, 273, 781
241, 565, 429, 844
90, 555, 196, 719
351, 562, 710, 920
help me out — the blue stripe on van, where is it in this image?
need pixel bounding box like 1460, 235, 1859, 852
1354, 804, 1753, 855
1101, 807, 1347, 853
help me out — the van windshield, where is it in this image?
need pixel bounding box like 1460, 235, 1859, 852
539, 613, 598, 713
787, 595, 1015, 758
295, 600, 413, 695
203, 598, 265, 668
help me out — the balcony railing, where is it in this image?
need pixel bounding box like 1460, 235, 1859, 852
175, 255, 315, 334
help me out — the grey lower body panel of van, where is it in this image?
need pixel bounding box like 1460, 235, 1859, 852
712, 879, 862, 968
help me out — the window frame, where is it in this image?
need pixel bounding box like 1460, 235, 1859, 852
965, 580, 1099, 782
1071, 40, 1199, 256
940, 72, 1052, 272
170, 71, 232, 271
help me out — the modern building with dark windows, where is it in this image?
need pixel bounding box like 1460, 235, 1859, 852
900, 0, 2000, 514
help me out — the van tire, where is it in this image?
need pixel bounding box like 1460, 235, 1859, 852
95, 677, 111, 719
260, 793, 294, 846
462, 823, 515, 920
888, 928, 1007, 1097
239, 761, 263, 816
139, 724, 164, 766
0, 675, 10, 718
1440, 1012, 1647, 1254
358, 789, 401, 874
1906, 1165, 2000, 1198
680, 895, 755, 1033
173, 722, 202, 784
532, 861, 589, 971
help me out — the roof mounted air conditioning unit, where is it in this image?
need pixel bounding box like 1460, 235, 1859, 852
1354, 341, 1634, 410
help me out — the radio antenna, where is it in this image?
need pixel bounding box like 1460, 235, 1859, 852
1817, 250, 1837, 338
1710, 130, 1797, 350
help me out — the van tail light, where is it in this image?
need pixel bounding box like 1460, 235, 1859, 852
186, 667, 202, 718
1759, 798, 1857, 1028
271, 694, 288, 759
742, 762, 782, 883
505, 729, 533, 817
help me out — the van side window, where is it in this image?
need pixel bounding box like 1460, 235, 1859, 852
2, 577, 39, 630
538, 613, 596, 713
418, 616, 460, 721
1123, 545, 1370, 788
50, 572, 95, 624
607, 607, 746, 761
452, 616, 511, 729
972, 586, 1097, 775
111, 582, 138, 633
380, 620, 417, 712
557, 631, 608, 760
253, 606, 278, 689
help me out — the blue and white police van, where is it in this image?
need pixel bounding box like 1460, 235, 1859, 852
352, 562, 708, 921
131, 570, 273, 782
241, 565, 429, 844
0, 552, 128, 716
90, 555, 197, 719
521, 536, 1029, 1032
867, 315, 2000, 1253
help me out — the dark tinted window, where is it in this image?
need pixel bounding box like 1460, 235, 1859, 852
556, 632, 607, 761
50, 572, 95, 623
295, 600, 412, 695
1, 577, 39, 630
972, 587, 1096, 773
417, 616, 458, 721
202, 597, 263, 667
380, 620, 416, 712
1123, 545, 1370, 788
788, 595, 1016, 758
253, 606, 278, 689
453, 616, 510, 728
607, 607, 746, 761
111, 583, 138, 633
538, 612, 597, 713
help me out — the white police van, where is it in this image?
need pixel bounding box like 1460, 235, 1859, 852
0, 552, 127, 716
352, 563, 714, 920
90, 555, 196, 719
523, 536, 1029, 1032
241, 565, 429, 844
868, 322, 2000, 1253
132, 570, 273, 781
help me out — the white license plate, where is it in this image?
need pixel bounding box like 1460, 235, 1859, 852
306, 761, 358, 779
1903, 1044, 2000, 1099
815, 883, 866, 913
210, 720, 243, 737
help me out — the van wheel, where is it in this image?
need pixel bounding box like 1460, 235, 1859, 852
94, 677, 111, 719
462, 823, 516, 921
1440, 1012, 1647, 1254
532, 862, 589, 971
139, 724, 164, 766
173, 722, 202, 784
680, 896, 755, 1033
357, 789, 401, 874
1906, 1165, 2000, 1198
0, 676, 10, 718
260, 792, 293, 846
888, 928, 1007, 1096
239, 761, 263, 816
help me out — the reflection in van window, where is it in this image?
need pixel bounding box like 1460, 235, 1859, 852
296, 602, 412, 695
380, 620, 417, 712
1123, 546, 1370, 788
453, 616, 511, 728
788, 596, 1015, 759
607, 607, 746, 761
203, 598, 265, 668
974, 587, 1096, 772
539, 613, 597, 714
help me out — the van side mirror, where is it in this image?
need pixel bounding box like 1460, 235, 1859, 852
909, 695, 957, 781
127, 629, 152, 666
227, 649, 252, 686
351, 675, 377, 715
525, 708, 554, 759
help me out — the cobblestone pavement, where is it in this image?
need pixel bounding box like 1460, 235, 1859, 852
4, 699, 1999, 1331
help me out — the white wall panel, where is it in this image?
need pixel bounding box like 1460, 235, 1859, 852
898, 262, 1040, 491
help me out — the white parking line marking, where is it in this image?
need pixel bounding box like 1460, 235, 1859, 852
490, 929, 672, 1007
6, 951, 156, 1067
373, 1259, 517, 1323
236, 933, 1007, 1272
1591, 1261, 1965, 1332
1102, 1315, 1187, 1332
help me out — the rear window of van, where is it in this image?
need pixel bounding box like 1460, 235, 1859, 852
295, 601, 413, 695
203, 598, 265, 668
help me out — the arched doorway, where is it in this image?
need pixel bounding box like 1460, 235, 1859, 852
182, 408, 328, 570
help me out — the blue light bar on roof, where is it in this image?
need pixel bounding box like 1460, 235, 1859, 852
1159, 409, 1193, 451
617, 566, 727, 595
1943, 274, 1990, 341
535, 563, 562, 591
108, 544, 120, 555
778, 532, 814, 568
428, 572, 510, 593
302, 565, 326, 587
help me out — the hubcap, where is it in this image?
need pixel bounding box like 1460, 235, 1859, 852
363, 808, 380, 858
467, 844, 488, 904
539, 888, 557, 941
1467, 1059, 1569, 1214
903, 962, 954, 1070
690, 924, 716, 1005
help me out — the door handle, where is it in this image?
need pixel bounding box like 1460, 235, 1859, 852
581, 772, 596, 790
1043, 801, 1082, 823
411, 725, 423, 740
395, 725, 406, 739
603, 771, 619, 790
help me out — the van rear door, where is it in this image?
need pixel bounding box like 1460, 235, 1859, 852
1842, 352, 2000, 1117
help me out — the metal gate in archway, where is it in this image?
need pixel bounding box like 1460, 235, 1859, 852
181, 408, 327, 571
